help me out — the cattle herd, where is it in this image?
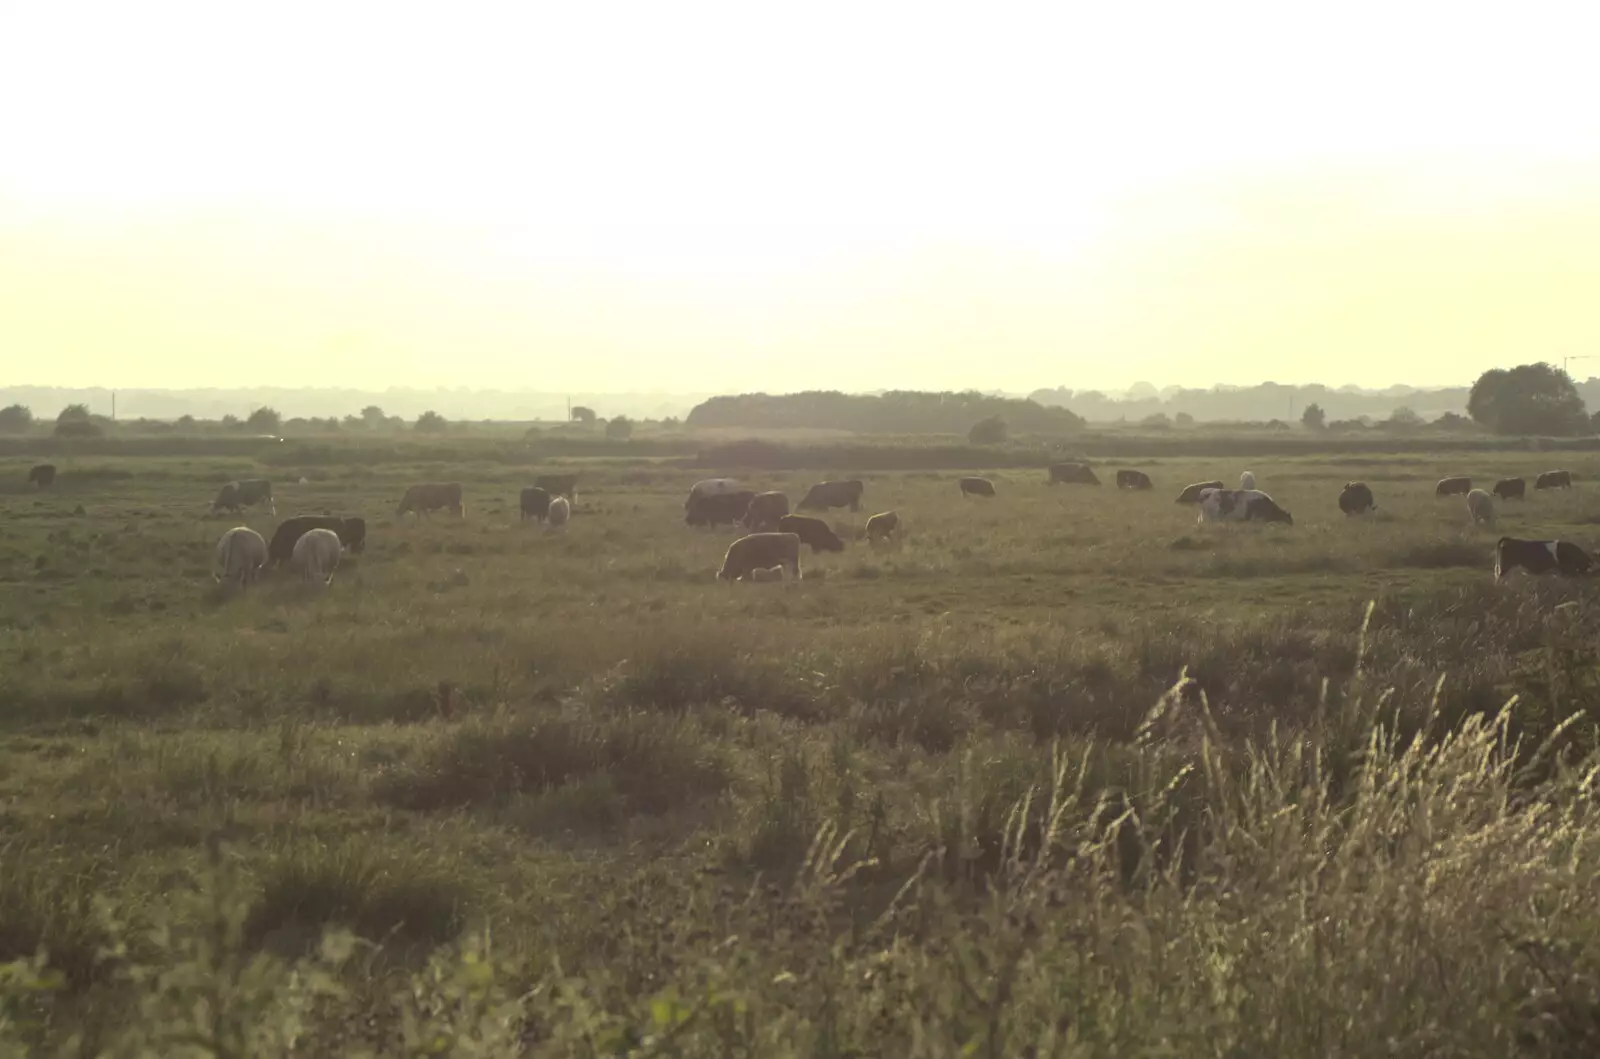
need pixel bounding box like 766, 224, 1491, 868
19, 458, 1600, 589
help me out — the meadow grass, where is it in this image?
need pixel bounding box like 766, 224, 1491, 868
4, 448, 1600, 1053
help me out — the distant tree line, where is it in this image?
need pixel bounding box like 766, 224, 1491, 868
685, 390, 1087, 435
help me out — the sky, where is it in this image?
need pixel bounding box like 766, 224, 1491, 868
4, 0, 1600, 395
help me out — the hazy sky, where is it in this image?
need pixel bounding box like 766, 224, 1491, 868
5, 0, 1600, 395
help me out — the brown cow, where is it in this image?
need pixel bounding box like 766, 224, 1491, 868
397, 482, 464, 517
1115, 469, 1153, 490
742, 491, 791, 531
1435, 476, 1472, 497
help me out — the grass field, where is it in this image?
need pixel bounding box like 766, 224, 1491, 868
5, 447, 1600, 1055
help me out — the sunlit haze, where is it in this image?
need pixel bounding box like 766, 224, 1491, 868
5, 0, 1600, 397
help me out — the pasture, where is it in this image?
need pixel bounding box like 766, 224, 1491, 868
5, 448, 1600, 1054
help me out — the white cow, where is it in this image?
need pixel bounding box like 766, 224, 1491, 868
292, 527, 343, 584
1239, 471, 1256, 490
1198, 488, 1294, 525
548, 495, 571, 529
214, 526, 268, 588
1466, 488, 1496, 527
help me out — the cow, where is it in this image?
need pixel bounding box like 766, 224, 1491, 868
749, 565, 787, 582
686, 478, 741, 508
797, 479, 865, 512
548, 496, 571, 528
1116, 469, 1154, 491
292, 527, 343, 585
1466, 488, 1495, 527
777, 514, 846, 553
397, 483, 464, 518
1536, 470, 1574, 490
686, 490, 756, 528
534, 473, 579, 500
1495, 536, 1596, 580
865, 510, 900, 544
1047, 462, 1100, 486
1492, 477, 1526, 501
211, 478, 275, 515
1198, 488, 1293, 525
26, 464, 55, 488
959, 476, 997, 498
1338, 482, 1376, 515
520, 486, 553, 522
267, 516, 366, 566
743, 491, 791, 531
214, 526, 268, 588
718, 532, 802, 582
1435, 476, 1472, 497
1176, 480, 1225, 504
1239, 471, 1256, 491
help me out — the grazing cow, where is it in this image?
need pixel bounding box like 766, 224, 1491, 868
686, 478, 741, 507
1176, 480, 1225, 504
533, 473, 579, 500
211, 478, 275, 515
1198, 488, 1293, 525
397, 482, 464, 518
548, 496, 571, 528
749, 565, 787, 582
718, 532, 802, 582
865, 510, 900, 544
1047, 462, 1100, 486
520, 486, 552, 522
743, 491, 791, 531
777, 514, 846, 553
686, 490, 756, 527
267, 516, 366, 565
214, 526, 268, 588
292, 527, 343, 585
27, 463, 55, 488
1239, 471, 1256, 491
1536, 470, 1574, 490
1337, 482, 1376, 516
1115, 469, 1154, 491
959, 476, 997, 498
1435, 476, 1472, 497
1495, 536, 1596, 580
1466, 488, 1495, 526
1492, 477, 1526, 501
797, 479, 865, 512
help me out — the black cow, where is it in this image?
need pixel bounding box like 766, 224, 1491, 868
1338, 482, 1376, 515
958, 476, 996, 498
520, 486, 553, 522
27, 463, 55, 488
1115, 469, 1153, 490
1536, 470, 1574, 490
1048, 462, 1100, 485
1492, 477, 1526, 501
1176, 480, 1225, 504
777, 514, 845, 553
1495, 537, 1595, 580
686, 490, 756, 527
797, 479, 864, 512
267, 515, 366, 565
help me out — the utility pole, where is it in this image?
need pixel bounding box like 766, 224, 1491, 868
1563, 354, 1595, 377
111, 391, 116, 420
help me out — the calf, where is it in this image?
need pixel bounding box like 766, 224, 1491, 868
27, 463, 55, 488
777, 514, 845, 553
292, 527, 343, 585
743, 491, 791, 531
1495, 537, 1595, 580
1466, 488, 1495, 526
1047, 462, 1100, 486
1337, 482, 1376, 515
958, 476, 996, 498
548, 496, 571, 528
1492, 477, 1526, 501
1536, 469, 1574, 490
686, 490, 756, 527
214, 526, 268, 588
1116, 469, 1153, 490
1435, 476, 1472, 497
1176, 480, 1225, 504
520, 486, 552, 522
865, 510, 900, 544
718, 532, 802, 582
1239, 471, 1256, 490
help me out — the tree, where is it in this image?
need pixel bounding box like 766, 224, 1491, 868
246, 406, 281, 432
1300, 402, 1326, 430
361, 406, 388, 427
415, 410, 449, 433
604, 415, 634, 440
0, 404, 33, 433
1174, 412, 1195, 427
968, 415, 1008, 445
1386, 405, 1423, 429
571, 406, 596, 426
1468, 363, 1589, 435
54, 403, 102, 437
